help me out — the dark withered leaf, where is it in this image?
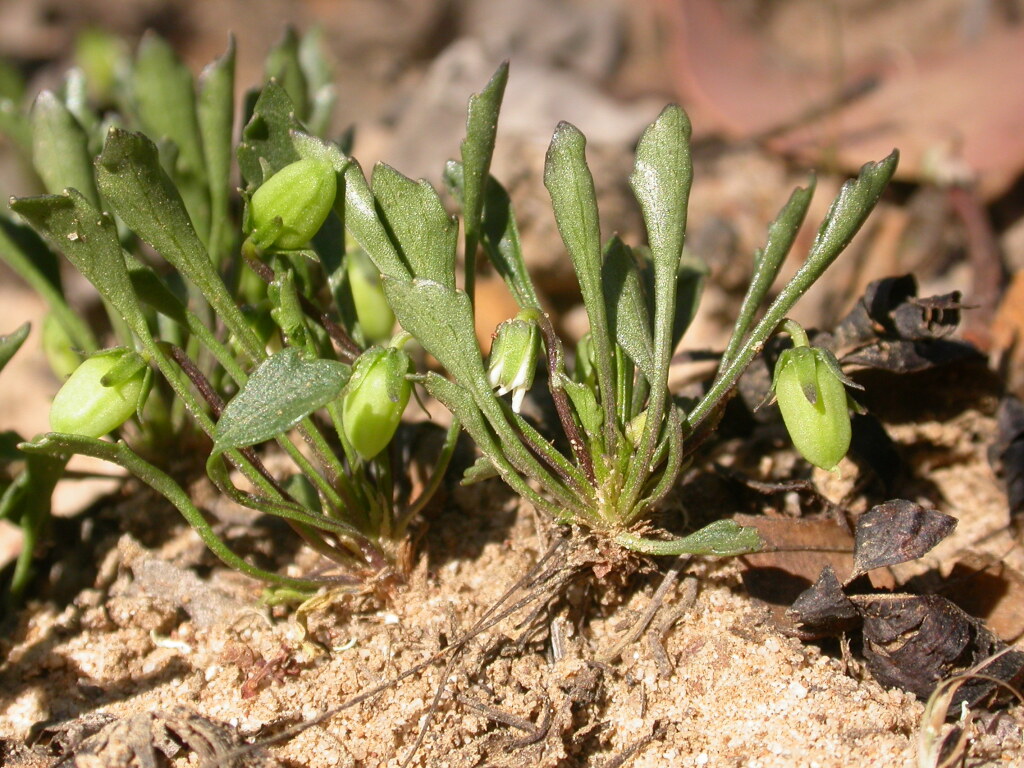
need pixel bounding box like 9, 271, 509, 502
841, 338, 980, 373
891, 292, 963, 340
833, 274, 918, 347
855, 593, 1024, 708
788, 565, 861, 635
989, 396, 1024, 522
851, 500, 957, 580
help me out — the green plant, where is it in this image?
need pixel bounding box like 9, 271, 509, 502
345, 63, 897, 556
5, 31, 452, 594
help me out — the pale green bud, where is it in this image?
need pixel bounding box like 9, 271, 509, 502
341, 346, 412, 461
249, 158, 336, 250
488, 313, 541, 413
348, 248, 394, 345
772, 346, 854, 471
50, 348, 149, 438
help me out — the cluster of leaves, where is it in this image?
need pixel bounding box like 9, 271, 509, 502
1, 31, 898, 599
1, 30, 449, 599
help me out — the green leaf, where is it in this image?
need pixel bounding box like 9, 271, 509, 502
213, 348, 350, 450
341, 160, 411, 282
460, 62, 507, 241
544, 121, 616, 443
621, 104, 693, 511
560, 374, 603, 440
237, 80, 303, 188
722, 182, 814, 367
0, 212, 96, 353
30, 90, 99, 206
445, 165, 540, 309
459, 61, 508, 297
0, 322, 30, 373
382, 277, 486, 389
808, 151, 899, 263
95, 128, 263, 361
615, 519, 763, 557
132, 32, 206, 188
672, 253, 708, 352
265, 28, 310, 121
371, 163, 458, 289
602, 237, 654, 379
10, 191, 149, 339
629, 104, 692, 371
197, 36, 236, 261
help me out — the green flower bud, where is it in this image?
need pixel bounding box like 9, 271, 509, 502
341, 346, 413, 461
488, 312, 541, 413
347, 248, 395, 345
50, 348, 149, 438
249, 158, 337, 250
771, 345, 853, 471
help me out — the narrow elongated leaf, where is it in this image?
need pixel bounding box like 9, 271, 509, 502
213, 348, 350, 450
0, 322, 29, 373
371, 163, 458, 289
544, 121, 616, 443
133, 32, 206, 187
237, 80, 303, 187
602, 237, 654, 378
722, 182, 815, 366
0, 213, 96, 353
264, 28, 310, 121
809, 151, 898, 264
30, 90, 99, 205
341, 161, 410, 282
629, 104, 692, 369
460, 62, 508, 242
95, 128, 262, 360
446, 164, 539, 309
10, 191, 148, 338
197, 37, 236, 259
621, 105, 693, 510
382, 277, 486, 389
459, 62, 508, 295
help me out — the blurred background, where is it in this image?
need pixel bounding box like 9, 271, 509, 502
2, 0, 1023, 441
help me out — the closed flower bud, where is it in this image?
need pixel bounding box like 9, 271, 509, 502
342, 346, 412, 461
488, 312, 541, 413
248, 158, 337, 250
772, 345, 853, 471
50, 348, 149, 438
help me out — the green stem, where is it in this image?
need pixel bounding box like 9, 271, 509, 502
21, 435, 323, 589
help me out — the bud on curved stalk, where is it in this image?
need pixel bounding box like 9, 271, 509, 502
771, 322, 859, 471
50, 348, 150, 438
341, 345, 413, 461
488, 311, 541, 413
248, 157, 337, 250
